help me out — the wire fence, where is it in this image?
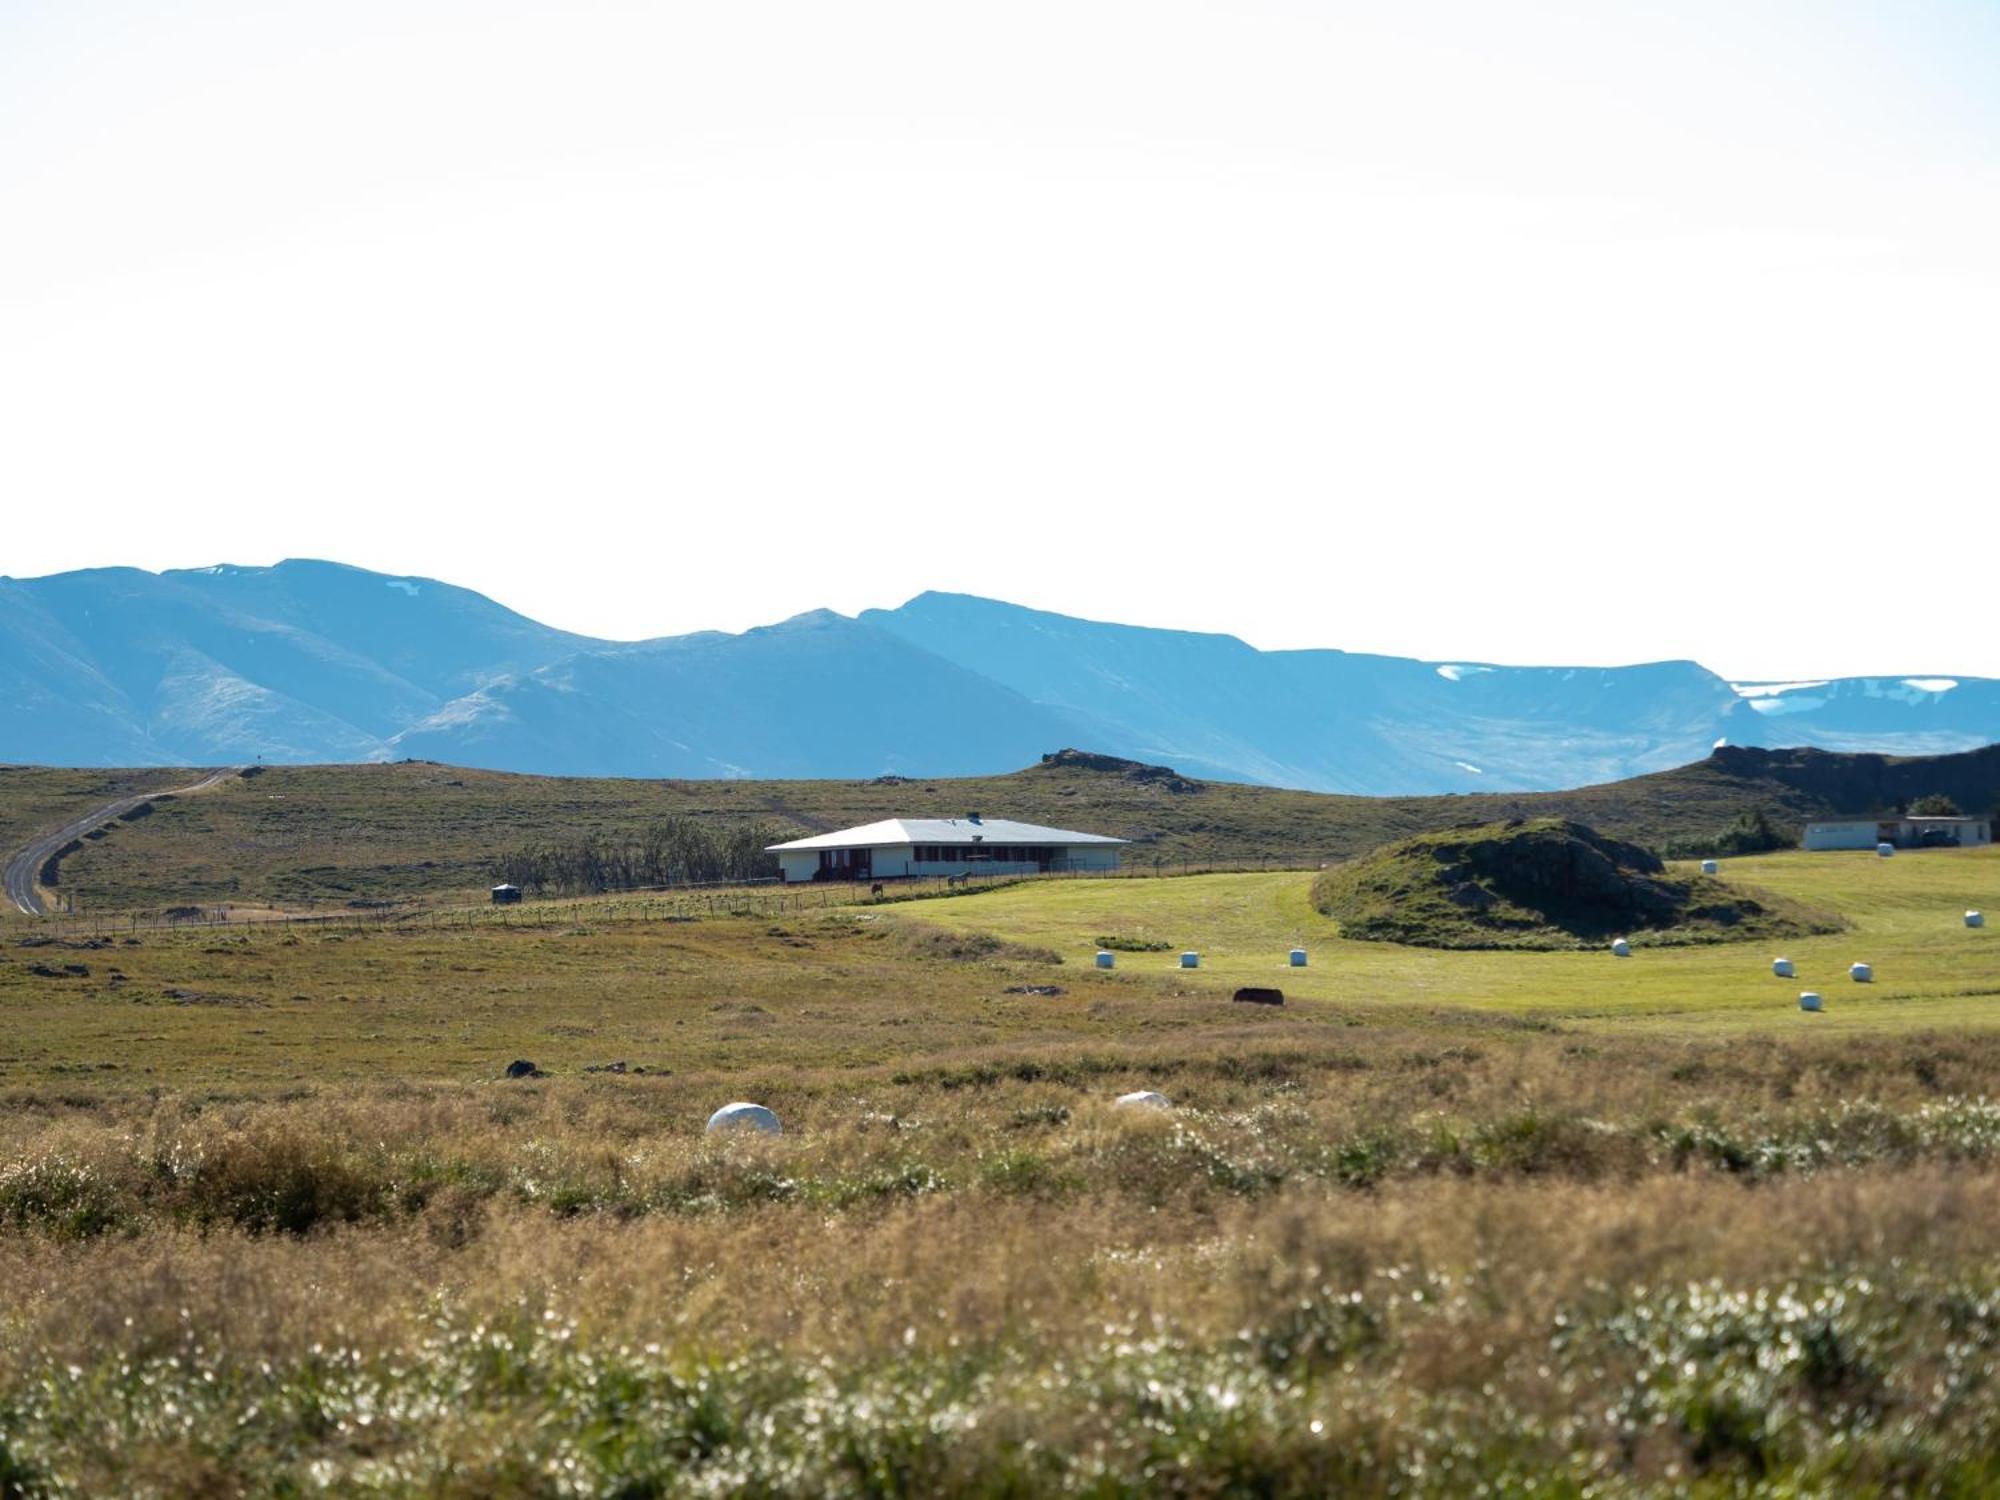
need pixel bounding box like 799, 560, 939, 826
6, 857, 1327, 943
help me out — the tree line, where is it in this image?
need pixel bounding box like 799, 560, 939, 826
491, 818, 783, 895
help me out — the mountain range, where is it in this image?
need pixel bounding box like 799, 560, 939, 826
2, 559, 1995, 794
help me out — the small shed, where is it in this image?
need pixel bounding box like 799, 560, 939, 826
490, 883, 523, 905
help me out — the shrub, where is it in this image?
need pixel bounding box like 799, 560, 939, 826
160, 1129, 386, 1235
1909, 793, 1963, 816
0, 1155, 124, 1240
1662, 808, 1794, 859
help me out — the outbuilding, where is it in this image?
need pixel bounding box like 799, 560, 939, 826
490, 883, 523, 905
766, 814, 1125, 883
1803, 816, 1992, 851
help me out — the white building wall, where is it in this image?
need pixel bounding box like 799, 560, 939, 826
1803, 818, 1994, 851
1803, 821, 1886, 851
777, 851, 822, 883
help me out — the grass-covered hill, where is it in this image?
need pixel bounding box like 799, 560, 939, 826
1310, 817, 1840, 949
4, 740, 1998, 913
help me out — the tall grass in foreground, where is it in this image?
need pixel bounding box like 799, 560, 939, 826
1, 1052, 1999, 1494
1, 1173, 1997, 1496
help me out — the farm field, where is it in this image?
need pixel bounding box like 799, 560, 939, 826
918, 847, 2000, 1034
11, 739, 1999, 912
3, 846, 2000, 1493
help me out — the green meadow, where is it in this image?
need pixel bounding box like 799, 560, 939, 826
913, 846, 2000, 1033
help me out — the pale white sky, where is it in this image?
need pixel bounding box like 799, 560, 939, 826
3, 1, 1997, 679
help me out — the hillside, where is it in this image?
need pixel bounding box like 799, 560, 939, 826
1309, 818, 1838, 949
10, 741, 2000, 914
6, 562, 2000, 794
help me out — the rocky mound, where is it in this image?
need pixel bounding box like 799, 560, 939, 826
1037, 748, 1203, 794
1311, 817, 1838, 950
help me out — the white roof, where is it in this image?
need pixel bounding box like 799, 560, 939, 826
767, 816, 1126, 852
1809, 814, 1987, 825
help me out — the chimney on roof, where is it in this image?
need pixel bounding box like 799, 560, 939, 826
967, 811, 982, 824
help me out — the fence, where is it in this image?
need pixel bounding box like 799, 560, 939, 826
4, 857, 1326, 943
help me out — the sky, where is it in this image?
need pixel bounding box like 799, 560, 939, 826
3, 1, 1997, 680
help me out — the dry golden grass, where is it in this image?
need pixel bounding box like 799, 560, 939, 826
4, 861, 2000, 1494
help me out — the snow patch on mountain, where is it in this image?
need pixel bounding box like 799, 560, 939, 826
1731, 681, 1831, 699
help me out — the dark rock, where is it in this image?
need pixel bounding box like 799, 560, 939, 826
1038, 748, 1203, 794
1444, 882, 1492, 910
504, 1059, 543, 1079
1232, 987, 1285, 1006
1004, 984, 1067, 996
161, 987, 264, 1007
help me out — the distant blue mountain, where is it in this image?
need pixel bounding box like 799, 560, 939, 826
1, 564, 1995, 792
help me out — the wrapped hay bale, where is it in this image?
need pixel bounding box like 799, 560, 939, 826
706, 1102, 781, 1135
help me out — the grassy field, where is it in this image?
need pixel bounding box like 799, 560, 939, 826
3, 849, 2000, 1493
907, 846, 2000, 1033
10, 742, 1990, 913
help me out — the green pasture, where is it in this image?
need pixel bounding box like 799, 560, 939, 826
920, 847, 2000, 1033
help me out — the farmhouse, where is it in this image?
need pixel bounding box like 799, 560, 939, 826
1803, 815, 1993, 851
767, 814, 1125, 883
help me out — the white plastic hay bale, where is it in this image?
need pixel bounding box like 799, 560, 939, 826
1967, 911, 1985, 929
1850, 962, 1873, 983
1095, 950, 1115, 969
1799, 991, 1823, 1013
1772, 957, 1795, 978
705, 1101, 781, 1135
1610, 938, 1632, 958
1180, 951, 1200, 969
1877, 842, 1895, 858
1700, 859, 1719, 876
1289, 948, 1308, 967
1115, 1090, 1171, 1110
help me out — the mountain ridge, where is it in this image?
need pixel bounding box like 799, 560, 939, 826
3, 561, 1997, 793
